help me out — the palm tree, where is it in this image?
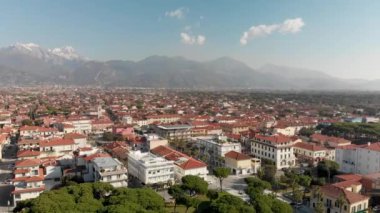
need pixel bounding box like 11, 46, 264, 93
312, 186, 325, 213
336, 193, 346, 213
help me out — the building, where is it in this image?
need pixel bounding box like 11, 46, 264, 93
92, 157, 128, 188
63, 117, 92, 134
154, 124, 192, 139
39, 138, 76, 157
224, 151, 261, 175
196, 135, 242, 166
0, 134, 10, 159
146, 114, 181, 125
251, 134, 298, 169
151, 145, 208, 180
128, 150, 175, 185
19, 126, 58, 139
12, 159, 45, 206
310, 134, 351, 148
310, 184, 369, 213
335, 142, 380, 174
144, 134, 168, 150
293, 141, 335, 165
0, 111, 12, 126
63, 133, 87, 148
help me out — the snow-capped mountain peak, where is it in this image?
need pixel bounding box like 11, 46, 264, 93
48, 46, 82, 60
1, 42, 86, 63
13, 42, 41, 51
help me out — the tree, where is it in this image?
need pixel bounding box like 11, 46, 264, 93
213, 167, 231, 192
312, 186, 325, 213
181, 175, 208, 196
245, 177, 271, 192
210, 194, 255, 213
14, 183, 166, 213
317, 160, 339, 183
298, 175, 312, 187
336, 193, 347, 213
168, 185, 183, 213
299, 127, 315, 137
263, 164, 277, 183
271, 199, 292, 213
207, 189, 219, 201
21, 119, 33, 126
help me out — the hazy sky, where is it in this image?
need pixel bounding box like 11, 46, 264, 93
0, 0, 380, 79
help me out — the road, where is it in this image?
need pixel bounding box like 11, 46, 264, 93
0, 143, 17, 211
208, 174, 251, 201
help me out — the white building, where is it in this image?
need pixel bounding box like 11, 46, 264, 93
39, 138, 76, 157
12, 159, 45, 206
92, 157, 128, 188
196, 135, 242, 166
251, 134, 298, 169
336, 142, 380, 174
128, 150, 175, 185
293, 141, 335, 165
63, 117, 92, 134
151, 145, 209, 180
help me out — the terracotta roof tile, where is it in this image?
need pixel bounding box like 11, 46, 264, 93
224, 151, 251, 160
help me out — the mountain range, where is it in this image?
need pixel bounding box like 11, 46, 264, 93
0, 43, 378, 90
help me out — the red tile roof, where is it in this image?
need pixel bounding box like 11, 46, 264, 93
63, 133, 87, 139
293, 142, 327, 152
16, 150, 40, 158
15, 159, 41, 168
178, 158, 207, 170
320, 185, 369, 204
311, 134, 351, 144
365, 142, 380, 152
13, 175, 44, 182
12, 186, 45, 194
84, 152, 110, 161
39, 138, 74, 147
254, 134, 292, 144
14, 169, 30, 174
151, 145, 207, 170
224, 151, 251, 160
335, 174, 362, 182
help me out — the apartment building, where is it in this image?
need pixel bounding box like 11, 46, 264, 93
154, 124, 192, 139
335, 142, 380, 174
12, 159, 45, 206
19, 126, 58, 139
146, 114, 181, 125
151, 145, 208, 180
128, 150, 175, 185
92, 157, 128, 188
251, 134, 298, 169
63, 117, 92, 134
196, 135, 242, 166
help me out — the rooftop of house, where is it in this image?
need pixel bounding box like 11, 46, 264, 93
224, 150, 251, 161
93, 157, 120, 168
320, 185, 369, 204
